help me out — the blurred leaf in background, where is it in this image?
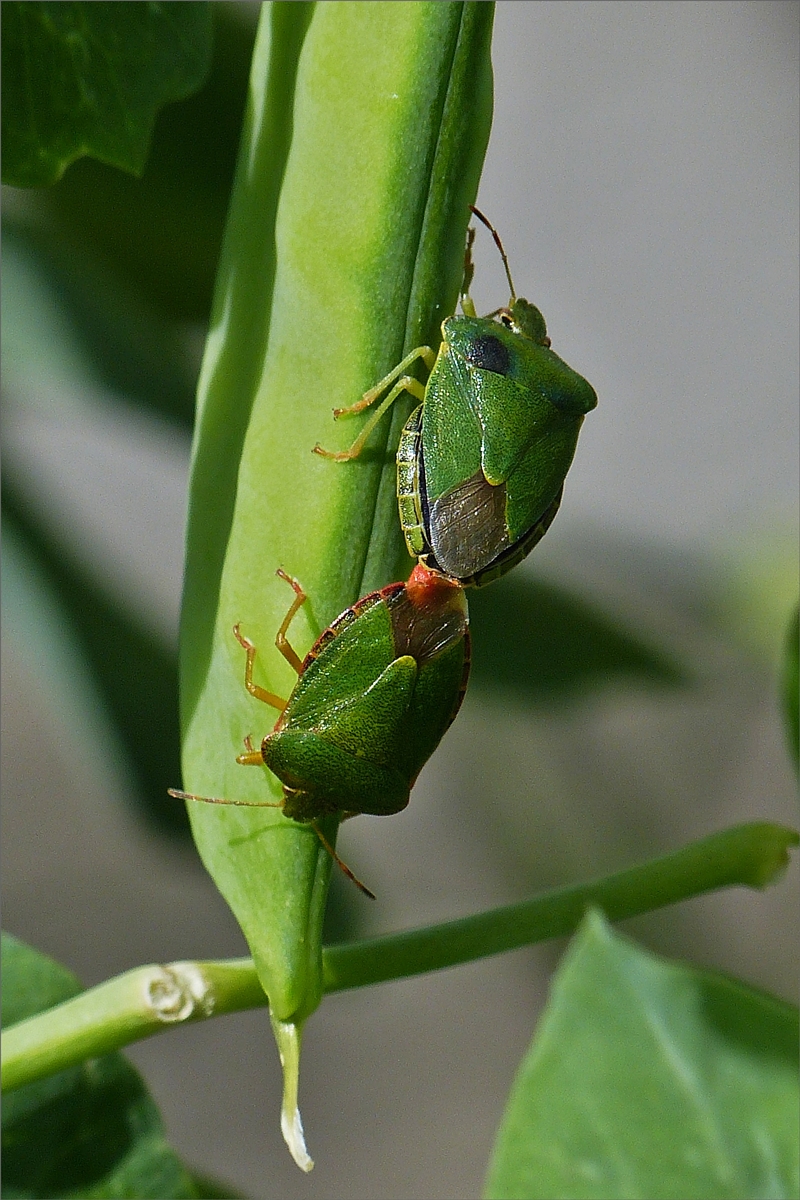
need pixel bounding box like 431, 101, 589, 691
469, 571, 686, 703
19, 2, 257, 330
2, 1, 213, 189
782, 604, 799, 774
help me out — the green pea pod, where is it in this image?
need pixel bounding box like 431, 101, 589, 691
177, 0, 494, 1168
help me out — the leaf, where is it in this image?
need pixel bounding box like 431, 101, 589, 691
782, 603, 799, 773
2, 1, 213, 188
469, 572, 686, 701
36, 2, 257, 323
1, 933, 198, 1200
485, 912, 799, 1200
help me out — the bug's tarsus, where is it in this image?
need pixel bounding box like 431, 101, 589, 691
312, 821, 376, 900
469, 205, 516, 302
275, 569, 306, 675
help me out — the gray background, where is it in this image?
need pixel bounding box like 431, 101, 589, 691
3, 3, 798, 1198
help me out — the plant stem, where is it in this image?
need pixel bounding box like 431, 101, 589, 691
3, 822, 796, 1093
323, 821, 798, 992
1, 959, 264, 1093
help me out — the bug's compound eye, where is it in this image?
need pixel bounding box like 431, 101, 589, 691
465, 333, 511, 376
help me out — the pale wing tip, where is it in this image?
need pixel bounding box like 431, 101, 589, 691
281, 1106, 314, 1173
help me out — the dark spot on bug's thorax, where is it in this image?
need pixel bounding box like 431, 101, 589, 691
463, 334, 510, 376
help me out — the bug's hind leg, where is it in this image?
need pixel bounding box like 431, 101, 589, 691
460, 224, 477, 317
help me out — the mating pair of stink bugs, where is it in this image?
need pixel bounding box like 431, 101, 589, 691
173, 211, 596, 894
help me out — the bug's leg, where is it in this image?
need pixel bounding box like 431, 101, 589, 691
334, 346, 436, 417
313, 375, 427, 462
233, 624, 288, 711
311, 821, 376, 900
313, 345, 435, 461
274, 569, 307, 675
168, 787, 281, 808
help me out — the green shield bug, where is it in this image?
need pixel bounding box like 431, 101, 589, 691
171, 563, 470, 897
314, 208, 598, 586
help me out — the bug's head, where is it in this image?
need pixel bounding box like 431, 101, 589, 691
500, 297, 550, 347
467, 207, 551, 348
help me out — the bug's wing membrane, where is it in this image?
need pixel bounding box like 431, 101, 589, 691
428, 472, 509, 578
387, 570, 469, 663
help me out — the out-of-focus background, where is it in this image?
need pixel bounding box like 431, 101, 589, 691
2, 3, 797, 1198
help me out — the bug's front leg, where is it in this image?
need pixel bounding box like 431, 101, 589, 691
313, 345, 435, 462
460, 224, 477, 317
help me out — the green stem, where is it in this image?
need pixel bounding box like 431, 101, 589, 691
1, 959, 264, 1093
323, 821, 798, 992
3, 822, 796, 1093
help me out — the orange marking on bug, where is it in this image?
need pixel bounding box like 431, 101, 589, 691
406, 562, 462, 609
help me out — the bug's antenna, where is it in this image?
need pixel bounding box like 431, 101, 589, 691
170, 791, 375, 899
461, 225, 476, 303
168, 788, 281, 808
312, 822, 376, 900
469, 205, 516, 302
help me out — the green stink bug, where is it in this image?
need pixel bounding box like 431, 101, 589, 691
171, 563, 470, 896
314, 208, 598, 586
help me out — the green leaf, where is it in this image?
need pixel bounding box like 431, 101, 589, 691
1, 933, 198, 1200
782, 603, 799, 773
485, 912, 800, 1200
35, 2, 257, 324
470, 572, 686, 701
2, 1, 213, 188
